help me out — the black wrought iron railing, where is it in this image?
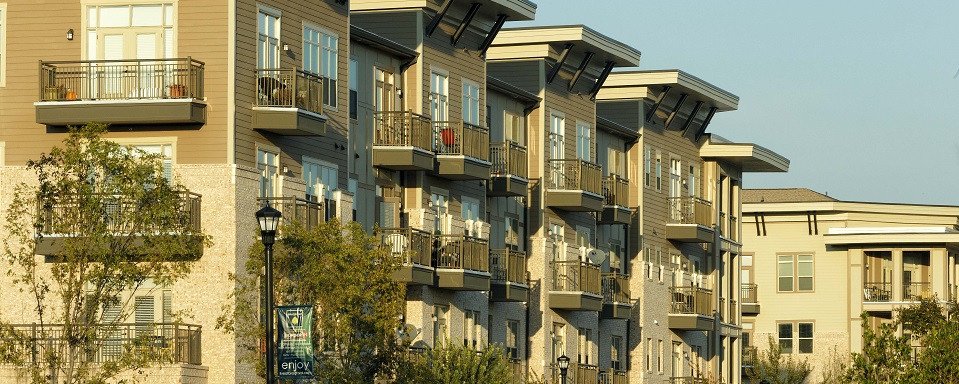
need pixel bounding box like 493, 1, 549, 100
39, 191, 202, 235
3, 323, 201, 365
668, 196, 712, 226
671, 286, 713, 316
434, 121, 490, 161
434, 234, 489, 272
255, 68, 324, 115
490, 249, 527, 285
378, 227, 433, 267
257, 197, 324, 231
602, 272, 630, 304
551, 260, 601, 296
601, 175, 629, 207
40, 58, 204, 101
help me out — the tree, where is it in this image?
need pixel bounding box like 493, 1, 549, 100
744, 336, 812, 384
0, 123, 207, 383
394, 342, 513, 384
217, 218, 405, 383
844, 313, 913, 384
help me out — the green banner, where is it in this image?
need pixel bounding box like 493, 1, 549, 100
277, 305, 314, 379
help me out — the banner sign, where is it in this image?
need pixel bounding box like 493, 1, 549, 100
277, 305, 314, 379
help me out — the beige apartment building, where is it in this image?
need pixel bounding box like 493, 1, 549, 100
741, 189, 959, 380
0, 0, 792, 383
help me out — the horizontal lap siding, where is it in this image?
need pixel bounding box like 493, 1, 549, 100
235, 0, 351, 192
1, 0, 229, 166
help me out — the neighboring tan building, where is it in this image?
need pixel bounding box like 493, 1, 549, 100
741, 188, 959, 380
597, 70, 790, 384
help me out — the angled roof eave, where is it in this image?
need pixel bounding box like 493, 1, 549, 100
700, 140, 789, 173
351, 0, 536, 20
350, 25, 419, 60
601, 70, 738, 111
486, 75, 541, 103
824, 232, 959, 246
597, 116, 639, 140
490, 25, 641, 67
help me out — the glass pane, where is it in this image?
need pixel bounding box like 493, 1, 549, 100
742, 255, 752, 267
799, 339, 813, 354
164, 4, 174, 26
798, 277, 813, 291
798, 261, 813, 276
799, 323, 813, 338
779, 277, 793, 291
88, 6, 98, 26
779, 339, 792, 354
100, 6, 129, 28
778, 323, 792, 339
132, 5, 163, 26
778, 261, 792, 277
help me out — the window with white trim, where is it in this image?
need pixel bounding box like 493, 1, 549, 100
505, 111, 523, 145
655, 150, 662, 191
461, 196, 480, 237
578, 328, 592, 364
778, 254, 814, 292
257, 147, 279, 197
462, 80, 480, 125
433, 305, 449, 346
303, 157, 337, 220
611, 335, 623, 371
303, 24, 337, 107
257, 6, 280, 69
644, 146, 651, 188
132, 143, 173, 181
506, 320, 519, 359
576, 121, 591, 162
464, 309, 481, 350
778, 321, 814, 354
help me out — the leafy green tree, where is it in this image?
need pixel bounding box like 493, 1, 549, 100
0, 123, 207, 384
395, 342, 513, 384
844, 313, 913, 384
907, 319, 959, 382
744, 336, 812, 384
217, 218, 405, 383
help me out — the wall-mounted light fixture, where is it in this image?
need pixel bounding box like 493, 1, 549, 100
282, 43, 290, 51
67, 29, 74, 41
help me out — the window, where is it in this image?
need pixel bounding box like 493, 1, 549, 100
778, 322, 814, 354
303, 157, 337, 220
779, 254, 814, 292
575, 226, 591, 261
578, 328, 591, 364
505, 216, 520, 249
505, 112, 523, 145
462, 80, 480, 125
349, 59, 358, 119
645, 337, 652, 371
669, 158, 682, 199
257, 7, 280, 69
644, 146, 651, 187
608, 147, 624, 176
431, 191, 449, 234
549, 222, 565, 260
688, 164, 699, 196
464, 310, 480, 350
658, 339, 664, 373
552, 323, 565, 361
655, 150, 662, 191
506, 320, 519, 359
303, 24, 337, 107
576, 122, 591, 161
257, 147, 279, 197
433, 305, 449, 346
462, 197, 480, 237
129, 143, 173, 181
431, 70, 449, 121
611, 336, 623, 371
374, 67, 395, 113
549, 112, 565, 160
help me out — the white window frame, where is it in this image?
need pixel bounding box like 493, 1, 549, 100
257, 144, 280, 198
256, 4, 281, 70
433, 304, 449, 346
578, 328, 592, 365
655, 150, 662, 192
431, 187, 450, 235
504, 111, 523, 145
575, 121, 591, 162
303, 22, 337, 108
303, 156, 337, 220
462, 79, 480, 125
644, 146, 651, 188
113, 137, 177, 180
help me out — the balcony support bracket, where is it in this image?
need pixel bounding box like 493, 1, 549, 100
546, 43, 574, 84
425, 0, 454, 38
451, 3, 482, 47
478, 14, 509, 56
645, 85, 671, 122
694, 107, 718, 141
664, 93, 688, 129
568, 52, 595, 92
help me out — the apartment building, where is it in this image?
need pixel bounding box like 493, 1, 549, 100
741, 189, 959, 380
0, 0, 793, 383
0, 0, 353, 383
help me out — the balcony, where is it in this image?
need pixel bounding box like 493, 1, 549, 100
36, 58, 206, 125
434, 234, 490, 290
546, 159, 603, 212
598, 369, 628, 384
488, 141, 529, 197
379, 227, 434, 285
257, 197, 324, 231
36, 191, 203, 256
549, 362, 599, 384
490, 249, 529, 302
669, 286, 715, 330
253, 68, 326, 136
433, 121, 491, 180
741, 283, 760, 314
549, 260, 602, 311
601, 272, 631, 320
666, 197, 714, 243
742, 346, 757, 368
903, 282, 932, 301
599, 175, 631, 225
373, 111, 435, 171
7, 323, 202, 365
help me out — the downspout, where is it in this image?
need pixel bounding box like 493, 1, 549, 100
713, 177, 722, 381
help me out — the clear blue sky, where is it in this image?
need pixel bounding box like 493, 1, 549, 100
513, 1, 959, 205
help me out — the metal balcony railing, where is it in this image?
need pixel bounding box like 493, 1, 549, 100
373, 111, 433, 150
490, 141, 528, 179
671, 286, 714, 317
863, 282, 892, 302
598, 369, 627, 384
490, 249, 527, 285
378, 227, 433, 267
601, 174, 629, 207
40, 58, 205, 101
601, 272, 630, 304
551, 260, 601, 295
903, 282, 932, 301
39, 191, 202, 235
257, 197, 324, 231
255, 68, 324, 115
742, 346, 757, 367
550, 362, 599, 384
741, 283, 758, 304
547, 159, 602, 195
434, 121, 489, 161
434, 234, 489, 272
5, 323, 201, 365
668, 196, 712, 226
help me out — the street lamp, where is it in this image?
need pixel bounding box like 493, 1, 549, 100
256, 203, 281, 384
557, 354, 570, 384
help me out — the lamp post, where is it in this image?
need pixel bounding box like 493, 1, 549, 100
256, 203, 281, 384
557, 354, 570, 384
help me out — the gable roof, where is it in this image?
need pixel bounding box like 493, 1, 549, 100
742, 188, 837, 204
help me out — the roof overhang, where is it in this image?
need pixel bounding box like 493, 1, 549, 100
487, 75, 540, 103
744, 200, 959, 215
824, 228, 959, 246
350, 25, 419, 59
598, 70, 738, 111
350, 0, 536, 21
488, 25, 641, 67
598, 116, 639, 140
700, 139, 789, 173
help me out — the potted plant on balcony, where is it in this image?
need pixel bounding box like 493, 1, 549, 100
168, 84, 186, 98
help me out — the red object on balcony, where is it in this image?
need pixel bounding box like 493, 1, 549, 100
441, 128, 456, 146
